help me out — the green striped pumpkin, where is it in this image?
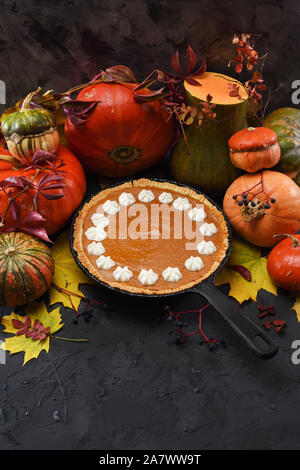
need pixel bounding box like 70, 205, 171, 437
264, 107, 300, 179
0, 232, 54, 306
1, 88, 59, 163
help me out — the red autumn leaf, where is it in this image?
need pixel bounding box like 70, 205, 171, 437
273, 320, 286, 332
229, 265, 252, 282
92, 65, 137, 83
171, 49, 184, 76
12, 319, 24, 329
133, 87, 165, 103
25, 329, 34, 338
32, 331, 42, 341
186, 45, 197, 74
62, 100, 99, 127
263, 321, 273, 330
185, 78, 202, 87
16, 327, 28, 336
189, 59, 207, 78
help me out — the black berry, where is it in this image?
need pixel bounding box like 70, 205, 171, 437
232, 195, 237, 200
238, 201, 243, 206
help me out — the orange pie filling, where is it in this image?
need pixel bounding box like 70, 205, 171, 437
73, 179, 229, 294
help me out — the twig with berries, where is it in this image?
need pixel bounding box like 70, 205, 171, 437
165, 304, 226, 350
51, 283, 104, 324
229, 33, 269, 119
232, 172, 276, 222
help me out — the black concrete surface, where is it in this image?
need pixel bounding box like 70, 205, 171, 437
1, 0, 300, 451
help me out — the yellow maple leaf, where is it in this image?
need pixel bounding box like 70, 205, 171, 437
1, 302, 63, 365
216, 237, 277, 303
289, 295, 300, 322
49, 231, 94, 310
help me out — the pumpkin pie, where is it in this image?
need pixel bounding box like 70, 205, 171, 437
72, 179, 229, 294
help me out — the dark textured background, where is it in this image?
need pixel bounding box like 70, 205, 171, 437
1, 0, 300, 451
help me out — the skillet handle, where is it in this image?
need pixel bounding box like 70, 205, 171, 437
191, 279, 278, 359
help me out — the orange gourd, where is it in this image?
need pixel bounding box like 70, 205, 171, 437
228, 127, 281, 173
223, 170, 300, 247
0, 145, 86, 235
267, 233, 300, 290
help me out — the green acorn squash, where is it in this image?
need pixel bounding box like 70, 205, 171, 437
170, 72, 248, 198
264, 107, 300, 179
1, 88, 59, 164
0, 232, 54, 306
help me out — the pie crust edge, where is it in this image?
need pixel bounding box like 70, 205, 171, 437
72, 179, 230, 295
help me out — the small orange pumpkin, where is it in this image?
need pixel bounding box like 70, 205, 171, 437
228, 127, 281, 173
223, 170, 300, 247
267, 233, 300, 290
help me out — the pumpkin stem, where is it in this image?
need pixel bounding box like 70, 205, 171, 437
21, 87, 42, 111
240, 197, 265, 222
273, 233, 300, 247
4, 246, 16, 256
0, 153, 23, 169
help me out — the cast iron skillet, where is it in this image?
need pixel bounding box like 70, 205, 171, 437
70, 178, 279, 360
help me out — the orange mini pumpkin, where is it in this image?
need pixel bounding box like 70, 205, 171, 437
223, 170, 300, 247
228, 127, 281, 173
267, 233, 300, 291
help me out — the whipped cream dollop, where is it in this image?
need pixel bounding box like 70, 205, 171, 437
96, 255, 115, 270
197, 240, 217, 255
102, 200, 120, 215
172, 197, 191, 211
138, 268, 158, 286
184, 256, 204, 271
113, 266, 133, 282
87, 241, 105, 256
159, 192, 173, 204
162, 266, 182, 282
199, 222, 218, 236
85, 226, 107, 241
188, 207, 207, 222
138, 189, 155, 203
91, 212, 110, 228
119, 192, 136, 206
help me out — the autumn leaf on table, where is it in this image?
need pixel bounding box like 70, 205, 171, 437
216, 237, 277, 303
289, 296, 300, 322
1, 302, 63, 365
49, 231, 94, 310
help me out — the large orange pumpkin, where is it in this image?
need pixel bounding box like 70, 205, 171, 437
223, 170, 300, 247
0, 144, 86, 235
64, 82, 175, 178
